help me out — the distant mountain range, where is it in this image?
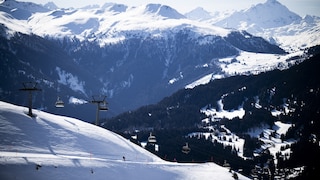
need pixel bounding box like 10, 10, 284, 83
185, 0, 320, 51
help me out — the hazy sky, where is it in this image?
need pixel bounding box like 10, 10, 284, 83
16, 0, 320, 17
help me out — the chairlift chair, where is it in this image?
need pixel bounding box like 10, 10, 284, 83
148, 133, 157, 144
182, 142, 191, 154
99, 101, 108, 111
55, 97, 64, 108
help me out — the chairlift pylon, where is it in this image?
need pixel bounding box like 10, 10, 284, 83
55, 96, 64, 108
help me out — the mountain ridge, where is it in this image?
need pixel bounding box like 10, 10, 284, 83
0, 0, 50, 19
185, 0, 319, 51
1, 0, 318, 51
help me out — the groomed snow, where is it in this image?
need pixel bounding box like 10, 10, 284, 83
0, 101, 249, 180
218, 51, 305, 76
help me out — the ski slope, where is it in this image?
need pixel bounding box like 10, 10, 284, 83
185, 50, 305, 89
0, 101, 249, 180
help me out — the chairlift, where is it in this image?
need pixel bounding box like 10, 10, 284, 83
99, 101, 108, 111
55, 97, 64, 108
182, 142, 191, 154
148, 132, 157, 144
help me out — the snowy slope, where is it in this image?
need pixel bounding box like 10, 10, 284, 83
0, 101, 249, 180
257, 15, 320, 51
0, 11, 30, 35
0, 0, 49, 20
185, 50, 305, 89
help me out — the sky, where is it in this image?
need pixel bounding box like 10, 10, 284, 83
16, 0, 320, 17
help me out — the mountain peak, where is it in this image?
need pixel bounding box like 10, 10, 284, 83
215, 0, 301, 29
44, 1, 59, 10
266, 0, 280, 3
253, 0, 301, 25
185, 7, 212, 20
102, 3, 127, 13
264, 0, 282, 5
144, 3, 185, 19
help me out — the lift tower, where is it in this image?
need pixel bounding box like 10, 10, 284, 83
19, 82, 41, 117
90, 95, 108, 126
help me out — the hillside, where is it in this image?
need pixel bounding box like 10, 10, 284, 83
103, 47, 320, 179
0, 101, 249, 180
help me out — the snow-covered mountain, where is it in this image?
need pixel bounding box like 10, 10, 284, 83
186, 0, 320, 51
184, 7, 213, 21
0, 0, 316, 121
0, 101, 249, 180
214, 0, 301, 29
43, 2, 58, 10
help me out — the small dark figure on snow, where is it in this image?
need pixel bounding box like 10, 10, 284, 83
123, 156, 126, 161
232, 172, 239, 179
